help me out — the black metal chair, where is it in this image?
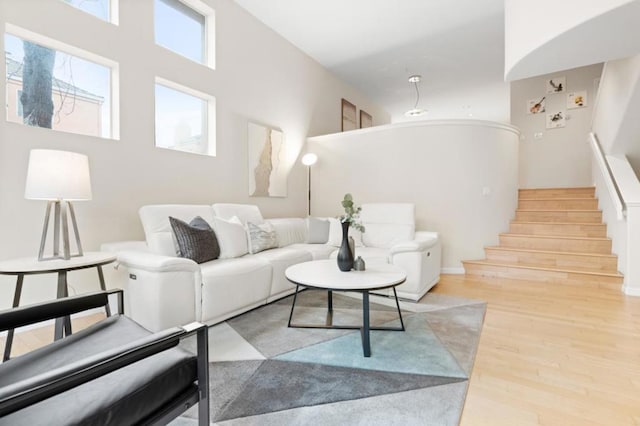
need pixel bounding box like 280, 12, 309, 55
0, 290, 209, 425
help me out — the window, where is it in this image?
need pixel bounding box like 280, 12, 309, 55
155, 79, 215, 156
16, 89, 23, 117
5, 28, 117, 139
154, 0, 214, 67
61, 0, 117, 24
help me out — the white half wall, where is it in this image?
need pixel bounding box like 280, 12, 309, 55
511, 63, 603, 188
0, 0, 389, 308
306, 120, 520, 270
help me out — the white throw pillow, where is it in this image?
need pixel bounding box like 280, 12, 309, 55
305, 217, 330, 243
246, 221, 278, 254
213, 216, 248, 259
327, 217, 364, 247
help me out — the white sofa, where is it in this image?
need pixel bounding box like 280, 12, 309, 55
102, 203, 441, 332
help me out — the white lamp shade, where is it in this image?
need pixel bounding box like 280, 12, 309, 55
25, 149, 92, 201
301, 153, 318, 166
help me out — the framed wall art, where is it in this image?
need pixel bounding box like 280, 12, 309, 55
248, 122, 287, 197
567, 91, 587, 109
341, 98, 357, 131
360, 110, 373, 128
546, 76, 566, 94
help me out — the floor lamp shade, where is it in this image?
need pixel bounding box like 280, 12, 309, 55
25, 149, 92, 261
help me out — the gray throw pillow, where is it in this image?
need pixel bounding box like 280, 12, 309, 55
306, 217, 330, 243
169, 216, 220, 264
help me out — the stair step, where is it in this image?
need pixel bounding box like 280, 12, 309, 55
484, 246, 618, 273
518, 187, 595, 199
499, 233, 612, 254
462, 259, 624, 285
509, 221, 607, 237
515, 209, 602, 223
518, 198, 599, 210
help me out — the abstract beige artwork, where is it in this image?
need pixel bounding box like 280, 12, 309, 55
248, 122, 287, 197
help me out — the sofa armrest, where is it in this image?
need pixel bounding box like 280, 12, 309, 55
0, 321, 208, 417
389, 232, 439, 255
117, 250, 200, 273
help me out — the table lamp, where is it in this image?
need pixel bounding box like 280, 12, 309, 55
24, 149, 92, 261
301, 153, 318, 216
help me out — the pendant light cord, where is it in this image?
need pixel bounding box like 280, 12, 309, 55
413, 81, 420, 109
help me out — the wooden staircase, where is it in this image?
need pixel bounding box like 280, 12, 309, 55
463, 187, 624, 285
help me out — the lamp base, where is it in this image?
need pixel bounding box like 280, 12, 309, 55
38, 200, 84, 261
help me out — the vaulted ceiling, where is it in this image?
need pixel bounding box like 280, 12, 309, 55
234, 0, 506, 121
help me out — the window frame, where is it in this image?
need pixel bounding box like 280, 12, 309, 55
154, 0, 215, 69
154, 77, 216, 157
59, 0, 119, 25
5, 23, 120, 140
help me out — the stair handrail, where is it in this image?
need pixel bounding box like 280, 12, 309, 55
589, 132, 625, 220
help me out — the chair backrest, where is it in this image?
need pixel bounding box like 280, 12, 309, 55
139, 205, 215, 255
211, 203, 264, 225
359, 203, 415, 248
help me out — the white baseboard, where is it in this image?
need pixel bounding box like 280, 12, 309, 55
441, 267, 465, 274
622, 284, 640, 296
0, 307, 105, 338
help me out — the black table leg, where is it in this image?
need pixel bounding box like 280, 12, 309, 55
55, 271, 72, 340
326, 290, 333, 326
393, 287, 405, 331
97, 265, 111, 317
3, 274, 24, 362
287, 285, 300, 327
362, 291, 371, 357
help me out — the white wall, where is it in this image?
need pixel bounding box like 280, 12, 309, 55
306, 120, 520, 270
0, 0, 389, 308
592, 55, 640, 172
505, 0, 638, 80
511, 63, 603, 188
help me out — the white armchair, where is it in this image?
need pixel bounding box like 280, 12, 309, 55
357, 203, 441, 300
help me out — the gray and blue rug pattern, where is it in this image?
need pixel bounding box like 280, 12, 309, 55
178, 290, 485, 425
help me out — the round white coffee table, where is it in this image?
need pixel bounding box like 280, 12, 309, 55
285, 259, 407, 357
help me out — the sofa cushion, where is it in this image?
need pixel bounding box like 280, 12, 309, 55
140, 205, 216, 256
306, 217, 330, 243
250, 248, 313, 298
212, 203, 264, 225
247, 222, 278, 254
169, 216, 220, 263
213, 216, 248, 259
0, 315, 196, 426
199, 257, 272, 322
326, 217, 364, 247
287, 243, 336, 260
266, 218, 306, 247
360, 203, 415, 248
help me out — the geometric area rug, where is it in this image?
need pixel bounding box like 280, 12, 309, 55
175, 290, 486, 425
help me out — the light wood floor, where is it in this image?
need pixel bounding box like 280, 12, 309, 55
3, 275, 640, 425
431, 274, 640, 426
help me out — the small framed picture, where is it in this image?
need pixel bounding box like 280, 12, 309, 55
567, 91, 587, 109
341, 99, 357, 131
546, 76, 566, 94
360, 110, 372, 128
527, 97, 546, 114
546, 111, 566, 129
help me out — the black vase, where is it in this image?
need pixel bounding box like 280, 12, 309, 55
337, 221, 354, 272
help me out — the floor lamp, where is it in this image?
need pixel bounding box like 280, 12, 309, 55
24, 149, 92, 261
301, 153, 318, 216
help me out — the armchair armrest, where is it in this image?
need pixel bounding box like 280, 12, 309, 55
116, 250, 200, 273
0, 321, 209, 417
0, 290, 123, 332
389, 232, 439, 256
